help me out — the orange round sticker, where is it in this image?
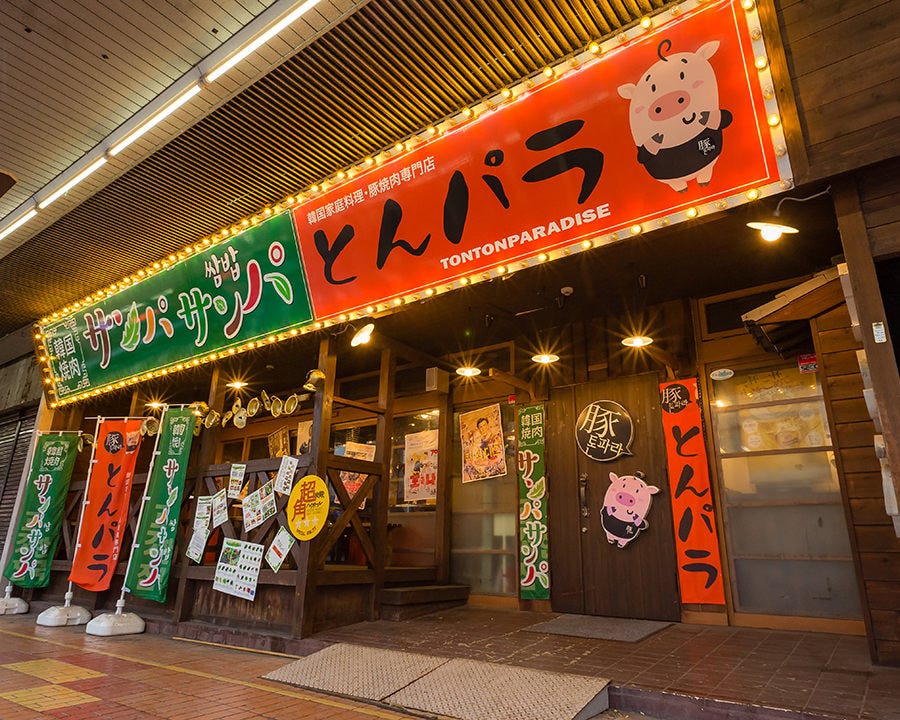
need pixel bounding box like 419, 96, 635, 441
286, 474, 329, 541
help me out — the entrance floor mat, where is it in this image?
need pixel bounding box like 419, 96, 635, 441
262, 643, 446, 700
264, 643, 609, 720
524, 614, 671, 642
386, 658, 608, 720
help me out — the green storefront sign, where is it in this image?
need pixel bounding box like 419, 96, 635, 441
42, 213, 313, 400
4, 433, 80, 588
517, 403, 549, 600
124, 407, 196, 602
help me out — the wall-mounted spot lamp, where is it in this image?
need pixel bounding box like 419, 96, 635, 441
747, 186, 831, 242
303, 368, 326, 392
350, 322, 375, 347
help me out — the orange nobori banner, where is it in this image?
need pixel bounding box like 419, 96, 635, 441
294, 0, 785, 319
659, 378, 725, 605
69, 418, 144, 592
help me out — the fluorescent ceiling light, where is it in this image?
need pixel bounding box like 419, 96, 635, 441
206, 0, 322, 83
0, 209, 38, 241
110, 84, 202, 157
38, 157, 108, 210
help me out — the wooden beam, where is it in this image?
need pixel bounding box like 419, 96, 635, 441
488, 367, 544, 401
373, 333, 455, 373
332, 395, 385, 415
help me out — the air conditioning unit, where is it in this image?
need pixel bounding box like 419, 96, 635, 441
425, 367, 449, 393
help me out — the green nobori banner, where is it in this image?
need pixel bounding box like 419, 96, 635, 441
4, 433, 80, 588
124, 407, 196, 602
517, 403, 549, 600
42, 213, 313, 400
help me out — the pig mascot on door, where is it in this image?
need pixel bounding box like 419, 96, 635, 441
601, 471, 659, 548
617, 38, 732, 193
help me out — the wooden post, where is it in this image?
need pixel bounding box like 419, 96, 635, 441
173, 366, 224, 624
833, 177, 900, 526
293, 336, 337, 638
372, 347, 395, 618
435, 389, 452, 583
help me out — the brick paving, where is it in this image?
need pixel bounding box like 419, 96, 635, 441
2, 607, 899, 719
0, 615, 419, 720
317, 607, 900, 720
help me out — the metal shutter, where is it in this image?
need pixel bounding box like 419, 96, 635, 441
0, 408, 37, 550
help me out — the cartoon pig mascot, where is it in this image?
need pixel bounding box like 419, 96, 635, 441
601, 471, 659, 548
618, 39, 732, 192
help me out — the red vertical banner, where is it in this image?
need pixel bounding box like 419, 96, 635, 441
659, 379, 725, 604
69, 418, 144, 592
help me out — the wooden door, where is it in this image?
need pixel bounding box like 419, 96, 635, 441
547, 373, 680, 621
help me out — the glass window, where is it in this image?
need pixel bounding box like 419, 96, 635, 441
327, 411, 441, 567
449, 402, 518, 596
220, 440, 244, 464
710, 364, 861, 619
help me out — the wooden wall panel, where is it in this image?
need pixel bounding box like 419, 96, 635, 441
813, 305, 900, 665
777, 0, 900, 181
858, 158, 900, 260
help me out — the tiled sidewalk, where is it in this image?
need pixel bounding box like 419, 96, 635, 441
0, 615, 420, 720
316, 607, 900, 720
3, 608, 899, 719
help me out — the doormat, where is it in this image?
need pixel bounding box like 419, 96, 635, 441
263, 643, 609, 720
262, 643, 445, 700
524, 614, 671, 642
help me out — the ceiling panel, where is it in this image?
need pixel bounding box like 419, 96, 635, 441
11, 0, 833, 341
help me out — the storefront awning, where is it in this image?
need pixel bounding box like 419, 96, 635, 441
741, 266, 843, 356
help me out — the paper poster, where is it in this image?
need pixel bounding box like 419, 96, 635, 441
242, 480, 276, 531
211, 488, 228, 528
459, 404, 507, 483
194, 496, 212, 531
185, 527, 209, 563
265, 526, 296, 572
268, 426, 291, 458
274, 455, 299, 494
296, 420, 313, 455
228, 463, 247, 499
403, 429, 438, 501
287, 474, 330, 541
213, 538, 263, 601
338, 441, 376, 507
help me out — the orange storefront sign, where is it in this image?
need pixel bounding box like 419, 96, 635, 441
660, 378, 725, 605
293, 0, 784, 319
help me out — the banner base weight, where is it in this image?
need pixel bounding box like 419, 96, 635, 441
86, 612, 145, 636
37, 604, 91, 626
0, 596, 28, 614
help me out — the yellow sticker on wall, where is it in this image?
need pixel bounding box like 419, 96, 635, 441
286, 474, 330, 541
